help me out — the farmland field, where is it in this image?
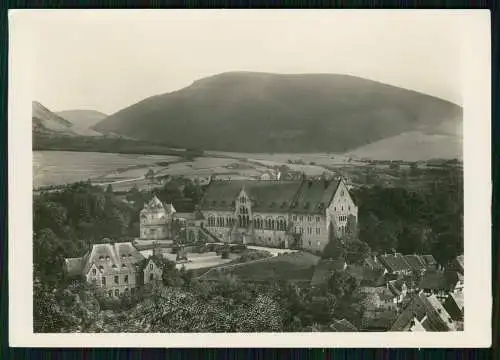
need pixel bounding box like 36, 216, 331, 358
33, 149, 363, 190
33, 151, 181, 187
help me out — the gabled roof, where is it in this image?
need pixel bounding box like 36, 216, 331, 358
66, 241, 145, 278
387, 279, 407, 296
390, 293, 455, 331
421, 255, 437, 268
289, 179, 341, 215
418, 270, 461, 291
330, 318, 358, 332
311, 259, 347, 286
199, 179, 303, 213
378, 253, 411, 273
404, 255, 427, 272
443, 292, 464, 321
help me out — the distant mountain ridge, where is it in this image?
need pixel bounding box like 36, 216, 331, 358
93, 72, 462, 158
57, 109, 108, 129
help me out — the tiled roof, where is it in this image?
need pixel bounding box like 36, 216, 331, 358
390, 293, 454, 331
289, 179, 341, 215
198, 178, 344, 214
358, 286, 395, 303
378, 253, 411, 273
443, 292, 464, 321
66, 241, 145, 278
404, 255, 427, 272
421, 255, 437, 268
387, 279, 406, 296
310, 259, 347, 286
199, 180, 303, 212
418, 270, 460, 292
330, 319, 358, 332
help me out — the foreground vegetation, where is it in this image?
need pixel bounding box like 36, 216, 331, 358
33, 165, 462, 332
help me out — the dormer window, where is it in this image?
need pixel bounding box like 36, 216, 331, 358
99, 265, 104, 270
99, 256, 104, 261
112, 264, 117, 269
106, 256, 110, 261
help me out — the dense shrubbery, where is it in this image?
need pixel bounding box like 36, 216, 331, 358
352, 166, 463, 264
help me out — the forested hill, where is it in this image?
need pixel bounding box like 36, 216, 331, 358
94, 72, 462, 155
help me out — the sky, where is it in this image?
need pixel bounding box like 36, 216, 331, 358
20, 10, 465, 114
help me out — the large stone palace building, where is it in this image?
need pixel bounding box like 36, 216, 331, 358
197, 177, 358, 252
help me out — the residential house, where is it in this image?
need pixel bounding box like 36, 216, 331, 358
418, 270, 463, 299
138, 256, 164, 285
363, 255, 385, 272
447, 255, 464, 275
390, 293, 457, 331
330, 319, 358, 332
442, 292, 464, 322
387, 279, 409, 305
356, 286, 399, 311
404, 255, 427, 273
377, 253, 412, 275
64, 241, 162, 298
420, 255, 438, 270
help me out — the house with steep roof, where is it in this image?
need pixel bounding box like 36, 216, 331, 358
390, 293, 457, 331
377, 253, 412, 275
447, 255, 464, 275
197, 177, 357, 252
418, 270, 463, 298
63, 240, 162, 298
330, 318, 358, 332
404, 255, 427, 273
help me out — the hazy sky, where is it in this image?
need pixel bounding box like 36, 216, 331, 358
23, 10, 465, 114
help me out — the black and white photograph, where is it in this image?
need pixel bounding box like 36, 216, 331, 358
8, 10, 491, 347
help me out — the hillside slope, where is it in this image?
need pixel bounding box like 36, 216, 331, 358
57, 109, 108, 129
94, 72, 462, 156
32, 101, 75, 135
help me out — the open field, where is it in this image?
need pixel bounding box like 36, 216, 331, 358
33, 151, 181, 187
206, 252, 321, 282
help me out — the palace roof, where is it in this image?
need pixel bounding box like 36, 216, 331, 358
199, 180, 303, 212
289, 179, 341, 215
198, 178, 343, 214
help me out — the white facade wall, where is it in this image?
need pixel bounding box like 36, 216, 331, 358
326, 180, 358, 239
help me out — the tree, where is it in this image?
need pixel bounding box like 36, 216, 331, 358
326, 271, 359, 300
344, 240, 371, 264
322, 223, 345, 259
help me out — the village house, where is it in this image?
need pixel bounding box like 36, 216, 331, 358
377, 253, 412, 275
442, 292, 464, 322
447, 254, 464, 275
197, 176, 358, 252
63, 241, 162, 298
390, 292, 457, 332
418, 270, 464, 299
387, 279, 409, 305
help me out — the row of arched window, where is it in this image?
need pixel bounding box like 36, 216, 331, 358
253, 217, 287, 231
207, 214, 288, 231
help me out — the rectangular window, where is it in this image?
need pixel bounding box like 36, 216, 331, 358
293, 215, 297, 221
102, 277, 106, 286
307, 227, 312, 234
114, 276, 119, 284
308, 216, 312, 221
149, 263, 153, 270
316, 216, 320, 222
316, 228, 320, 235
92, 268, 96, 275
124, 275, 129, 284
300, 216, 303, 221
